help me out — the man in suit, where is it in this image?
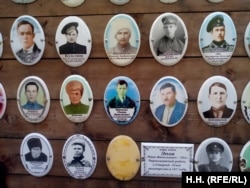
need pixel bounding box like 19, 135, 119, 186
198, 142, 229, 172
155, 82, 185, 125
25, 138, 47, 162
202, 14, 234, 53
203, 82, 233, 118
16, 20, 41, 64
59, 22, 87, 54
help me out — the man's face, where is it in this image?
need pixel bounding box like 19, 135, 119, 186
31, 147, 42, 159
68, 89, 82, 105
17, 24, 35, 50
72, 145, 84, 158
163, 23, 177, 39
115, 28, 131, 47
208, 150, 222, 164
66, 29, 78, 43
25, 85, 38, 103
160, 87, 176, 106
211, 26, 225, 42
116, 84, 127, 99
208, 85, 227, 109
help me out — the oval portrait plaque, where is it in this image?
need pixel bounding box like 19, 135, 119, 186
104, 76, 140, 125
150, 76, 188, 127
199, 12, 236, 66
194, 137, 233, 172
109, 0, 130, 5
241, 81, 250, 124
60, 75, 94, 123
239, 141, 250, 172
106, 135, 140, 181
62, 134, 97, 179
149, 12, 188, 66
55, 16, 92, 67
104, 14, 140, 66
0, 83, 7, 119
20, 133, 54, 177
61, 0, 84, 7
197, 75, 237, 127
10, 15, 45, 66
17, 76, 50, 123
12, 0, 36, 3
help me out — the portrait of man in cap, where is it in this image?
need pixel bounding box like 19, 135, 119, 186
202, 14, 234, 53
198, 142, 229, 172
153, 15, 185, 56
25, 138, 48, 162
59, 22, 87, 54
16, 20, 41, 64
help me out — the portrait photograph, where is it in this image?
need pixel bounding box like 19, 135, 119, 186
60, 75, 93, 123
104, 13, 140, 66
20, 133, 54, 177
10, 15, 45, 66
62, 134, 97, 179
197, 75, 237, 127
244, 22, 250, 58
104, 76, 140, 125
17, 76, 50, 123
239, 141, 250, 172
55, 16, 92, 67
149, 12, 188, 66
199, 11, 237, 66
150, 76, 188, 127
194, 137, 233, 172
0, 83, 6, 119
241, 81, 250, 124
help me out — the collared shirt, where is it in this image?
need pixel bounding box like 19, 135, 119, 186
162, 104, 175, 123
154, 36, 184, 55
108, 43, 137, 54
22, 101, 44, 110
202, 40, 234, 53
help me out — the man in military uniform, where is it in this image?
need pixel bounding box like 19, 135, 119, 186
67, 142, 92, 167
198, 142, 229, 172
59, 22, 87, 54
202, 14, 234, 53
16, 20, 41, 64
154, 15, 185, 56
63, 80, 89, 115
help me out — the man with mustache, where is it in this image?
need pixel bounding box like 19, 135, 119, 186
202, 14, 234, 53
108, 27, 137, 54
154, 82, 185, 125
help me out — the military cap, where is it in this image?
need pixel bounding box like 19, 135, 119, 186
206, 15, 225, 32
162, 15, 177, 25
27, 138, 42, 150
206, 142, 224, 153
61, 22, 78, 34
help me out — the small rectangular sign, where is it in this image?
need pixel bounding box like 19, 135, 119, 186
141, 142, 194, 177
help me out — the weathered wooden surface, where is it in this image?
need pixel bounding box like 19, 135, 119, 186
0, 0, 250, 187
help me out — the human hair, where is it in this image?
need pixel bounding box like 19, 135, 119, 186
160, 82, 176, 93
72, 142, 85, 151
208, 82, 227, 94
17, 20, 34, 33
117, 79, 128, 87
66, 80, 84, 96
25, 82, 39, 92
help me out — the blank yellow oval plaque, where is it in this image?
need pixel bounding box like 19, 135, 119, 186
106, 135, 140, 181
